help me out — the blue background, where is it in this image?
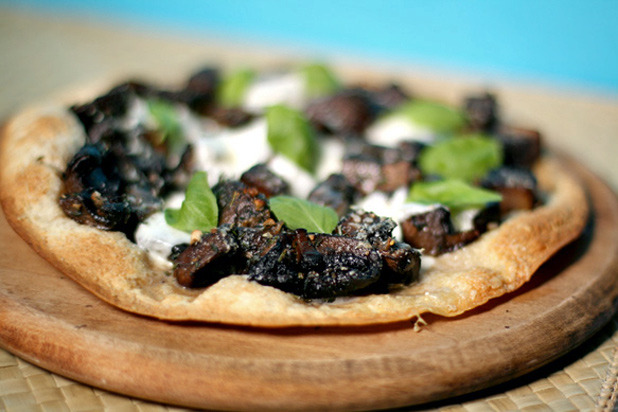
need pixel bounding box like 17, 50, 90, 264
4, 0, 618, 95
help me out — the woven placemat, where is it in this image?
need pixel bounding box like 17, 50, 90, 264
1, 316, 617, 412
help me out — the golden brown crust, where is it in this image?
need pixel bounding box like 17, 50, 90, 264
0, 105, 589, 327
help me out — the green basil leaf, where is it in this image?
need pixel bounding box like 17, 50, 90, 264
407, 179, 502, 212
164, 172, 218, 233
146, 99, 185, 154
217, 68, 255, 107
418, 134, 503, 182
301, 63, 340, 98
269, 195, 339, 233
266, 104, 319, 173
394, 100, 467, 133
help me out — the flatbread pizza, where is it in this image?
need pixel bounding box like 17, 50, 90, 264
0, 64, 589, 327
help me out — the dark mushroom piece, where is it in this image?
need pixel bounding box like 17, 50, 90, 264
206, 106, 254, 128
336, 210, 421, 287
249, 229, 383, 300
240, 163, 290, 198
70, 83, 136, 134
173, 227, 240, 288
308, 174, 359, 217
59, 143, 138, 234
305, 89, 376, 136
368, 83, 410, 112
494, 125, 542, 168
214, 179, 285, 267
481, 167, 539, 214
401, 206, 479, 256
464, 93, 498, 132
341, 142, 420, 195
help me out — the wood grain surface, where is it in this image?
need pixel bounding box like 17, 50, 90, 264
0, 155, 616, 411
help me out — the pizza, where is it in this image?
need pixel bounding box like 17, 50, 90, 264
0, 63, 589, 327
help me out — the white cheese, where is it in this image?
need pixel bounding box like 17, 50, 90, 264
193, 118, 271, 186
243, 72, 306, 113
135, 212, 191, 271
365, 115, 436, 146
120, 96, 150, 131
451, 208, 480, 232
267, 154, 317, 198
353, 187, 426, 241
315, 137, 345, 180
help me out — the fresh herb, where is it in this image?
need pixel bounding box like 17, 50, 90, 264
266, 104, 319, 173
269, 196, 339, 233
407, 179, 502, 212
418, 134, 503, 182
394, 100, 467, 134
146, 99, 185, 154
165, 172, 218, 233
301, 63, 340, 99
217, 68, 255, 108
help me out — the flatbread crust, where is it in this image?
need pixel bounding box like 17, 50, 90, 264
0, 104, 589, 327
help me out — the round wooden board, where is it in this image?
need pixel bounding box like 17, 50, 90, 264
1, 156, 617, 412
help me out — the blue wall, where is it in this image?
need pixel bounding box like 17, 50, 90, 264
4, 0, 618, 95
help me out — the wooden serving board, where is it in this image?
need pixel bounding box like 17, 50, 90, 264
1, 156, 617, 412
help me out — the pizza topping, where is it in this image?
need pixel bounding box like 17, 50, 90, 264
305, 88, 376, 136
240, 163, 290, 198
401, 206, 480, 256
341, 141, 422, 195
217, 68, 256, 108
71, 82, 135, 134
59, 143, 139, 233
164, 171, 218, 233
392, 100, 468, 135
266, 105, 319, 173
59, 64, 550, 300
481, 166, 539, 213
206, 106, 254, 128
173, 226, 240, 288
145, 99, 186, 156
494, 125, 542, 168
181, 67, 220, 113
214, 180, 274, 228
300, 63, 341, 100
407, 179, 503, 212
308, 174, 359, 217
268, 195, 339, 234
248, 229, 383, 300
418, 134, 503, 182
464, 92, 498, 132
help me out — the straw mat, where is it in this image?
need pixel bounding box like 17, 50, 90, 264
1, 316, 616, 412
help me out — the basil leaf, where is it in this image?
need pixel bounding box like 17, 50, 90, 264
269, 196, 339, 233
301, 63, 340, 99
418, 134, 503, 182
394, 100, 467, 133
266, 105, 319, 173
407, 179, 502, 212
165, 172, 218, 233
217, 68, 255, 107
146, 99, 185, 154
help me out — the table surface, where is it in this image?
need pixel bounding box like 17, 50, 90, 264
0, 8, 617, 412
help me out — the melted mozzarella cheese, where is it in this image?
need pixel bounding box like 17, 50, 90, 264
355, 188, 413, 241
193, 119, 271, 186
315, 138, 345, 180
135, 212, 191, 271
243, 72, 306, 113
267, 154, 317, 198
452, 208, 480, 232
366, 115, 436, 146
